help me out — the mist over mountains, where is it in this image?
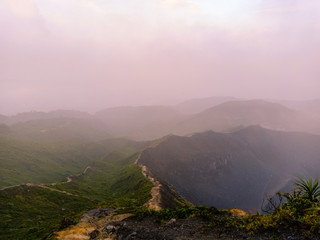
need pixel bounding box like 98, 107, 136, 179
2, 0, 320, 238
1, 97, 320, 141
2, 96, 320, 238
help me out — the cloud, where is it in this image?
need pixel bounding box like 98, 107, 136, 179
157, 0, 200, 12
2, 0, 39, 19
0, 0, 319, 114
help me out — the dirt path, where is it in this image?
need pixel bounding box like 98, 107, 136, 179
0, 165, 92, 195
0, 183, 77, 196
135, 156, 162, 211
29, 183, 77, 196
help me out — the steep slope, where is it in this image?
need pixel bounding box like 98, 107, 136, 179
174, 99, 317, 135
0, 140, 154, 240
0, 135, 148, 188
0, 185, 96, 240
0, 151, 152, 240
0, 136, 92, 188
138, 126, 320, 211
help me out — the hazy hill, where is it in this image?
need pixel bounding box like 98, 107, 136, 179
1, 99, 319, 142
8, 110, 90, 124
138, 126, 320, 211
0, 110, 91, 125
0, 134, 149, 188
276, 99, 320, 116
8, 118, 109, 142
0, 135, 94, 188
175, 96, 241, 114
95, 106, 186, 140
173, 99, 318, 135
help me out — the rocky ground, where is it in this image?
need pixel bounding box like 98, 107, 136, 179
53, 208, 319, 240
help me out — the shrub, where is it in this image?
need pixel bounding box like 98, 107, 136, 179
295, 177, 320, 202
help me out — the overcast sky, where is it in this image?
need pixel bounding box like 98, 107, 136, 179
0, 0, 319, 115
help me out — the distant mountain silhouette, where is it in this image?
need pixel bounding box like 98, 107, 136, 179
173, 99, 318, 135
1, 99, 319, 141
175, 96, 240, 114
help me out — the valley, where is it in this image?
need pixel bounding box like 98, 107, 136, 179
1, 98, 320, 239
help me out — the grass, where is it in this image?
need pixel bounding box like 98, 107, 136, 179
0, 136, 95, 188
0, 135, 148, 188
0, 147, 153, 239
52, 151, 153, 208
0, 185, 97, 240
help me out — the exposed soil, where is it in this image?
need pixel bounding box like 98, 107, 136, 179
140, 164, 162, 211
53, 209, 320, 240
107, 216, 320, 240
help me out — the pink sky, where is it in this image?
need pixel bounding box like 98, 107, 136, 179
0, 0, 319, 114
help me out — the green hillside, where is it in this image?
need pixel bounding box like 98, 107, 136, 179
52, 151, 153, 206
0, 148, 153, 239
0, 185, 96, 240
0, 136, 91, 188
0, 133, 149, 188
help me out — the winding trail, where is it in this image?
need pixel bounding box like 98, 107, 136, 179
0, 165, 92, 196
135, 155, 163, 211
0, 183, 77, 196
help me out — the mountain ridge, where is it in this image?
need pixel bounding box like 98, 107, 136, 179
138, 126, 320, 211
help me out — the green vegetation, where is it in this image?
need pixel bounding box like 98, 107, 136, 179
130, 177, 320, 237
295, 177, 320, 201
0, 185, 97, 240
132, 206, 222, 221
0, 135, 147, 188
0, 136, 94, 188
217, 177, 320, 235
52, 151, 153, 208
0, 137, 153, 240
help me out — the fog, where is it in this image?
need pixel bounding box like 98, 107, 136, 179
1, 0, 319, 115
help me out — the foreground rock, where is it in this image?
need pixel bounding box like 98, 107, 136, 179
54, 208, 315, 240
53, 208, 132, 240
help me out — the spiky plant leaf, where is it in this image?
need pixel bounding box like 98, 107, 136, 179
295, 177, 320, 201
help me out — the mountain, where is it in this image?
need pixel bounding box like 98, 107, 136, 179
0, 134, 190, 239
175, 96, 241, 114
95, 106, 186, 140
138, 126, 320, 211
173, 99, 318, 135
2, 99, 319, 142
275, 99, 320, 116
1, 110, 91, 125
8, 118, 110, 142
0, 135, 148, 188
0, 150, 153, 240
